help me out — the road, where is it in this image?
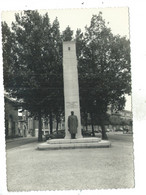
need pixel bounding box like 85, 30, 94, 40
107, 132, 133, 142
6, 132, 133, 150
6, 137, 38, 150
6, 132, 134, 191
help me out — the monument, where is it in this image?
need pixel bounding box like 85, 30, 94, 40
63, 41, 82, 139
37, 41, 111, 149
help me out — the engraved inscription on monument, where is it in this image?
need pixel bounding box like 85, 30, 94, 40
66, 101, 78, 109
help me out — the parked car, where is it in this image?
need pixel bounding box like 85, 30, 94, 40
81, 129, 92, 136
115, 127, 123, 132
94, 130, 102, 133
44, 129, 65, 140
123, 128, 129, 134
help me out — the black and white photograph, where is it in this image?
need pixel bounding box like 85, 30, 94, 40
0, 1, 146, 194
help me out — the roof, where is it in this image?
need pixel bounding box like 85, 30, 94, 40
4, 93, 21, 107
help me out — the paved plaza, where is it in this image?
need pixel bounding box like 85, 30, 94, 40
6, 133, 134, 191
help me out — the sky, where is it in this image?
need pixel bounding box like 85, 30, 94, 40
2, 7, 129, 38
1, 7, 131, 111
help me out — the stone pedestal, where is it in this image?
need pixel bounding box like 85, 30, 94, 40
37, 138, 111, 150
63, 41, 82, 139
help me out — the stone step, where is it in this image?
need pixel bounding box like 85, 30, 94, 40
37, 140, 111, 150
47, 137, 101, 144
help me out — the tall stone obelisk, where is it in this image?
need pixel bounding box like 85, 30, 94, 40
63, 41, 83, 139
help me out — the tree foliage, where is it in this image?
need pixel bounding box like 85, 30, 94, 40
2, 22, 15, 90
2, 11, 131, 141
2, 11, 64, 141
77, 13, 131, 139
62, 26, 73, 41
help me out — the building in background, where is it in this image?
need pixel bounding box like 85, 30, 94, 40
18, 109, 29, 137
4, 95, 19, 138
109, 109, 133, 132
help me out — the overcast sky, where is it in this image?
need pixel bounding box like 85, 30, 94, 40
2, 7, 129, 37
1, 7, 131, 110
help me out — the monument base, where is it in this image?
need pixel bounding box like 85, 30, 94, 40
37, 138, 111, 150
65, 131, 83, 139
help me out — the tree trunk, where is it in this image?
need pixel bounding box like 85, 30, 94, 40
38, 110, 42, 142
86, 125, 88, 131
91, 113, 95, 136
99, 114, 108, 140
91, 124, 95, 137
100, 117, 108, 140
50, 112, 53, 134
56, 118, 59, 134
85, 112, 88, 131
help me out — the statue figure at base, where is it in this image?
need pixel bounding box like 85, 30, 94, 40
68, 111, 78, 139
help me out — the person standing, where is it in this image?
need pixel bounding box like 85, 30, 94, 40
68, 111, 78, 139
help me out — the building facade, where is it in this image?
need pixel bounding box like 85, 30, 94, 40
5, 96, 18, 138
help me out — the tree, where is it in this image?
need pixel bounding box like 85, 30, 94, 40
77, 13, 131, 139
2, 22, 15, 91
2, 11, 64, 141
3, 11, 131, 141
62, 26, 73, 41
75, 28, 85, 60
